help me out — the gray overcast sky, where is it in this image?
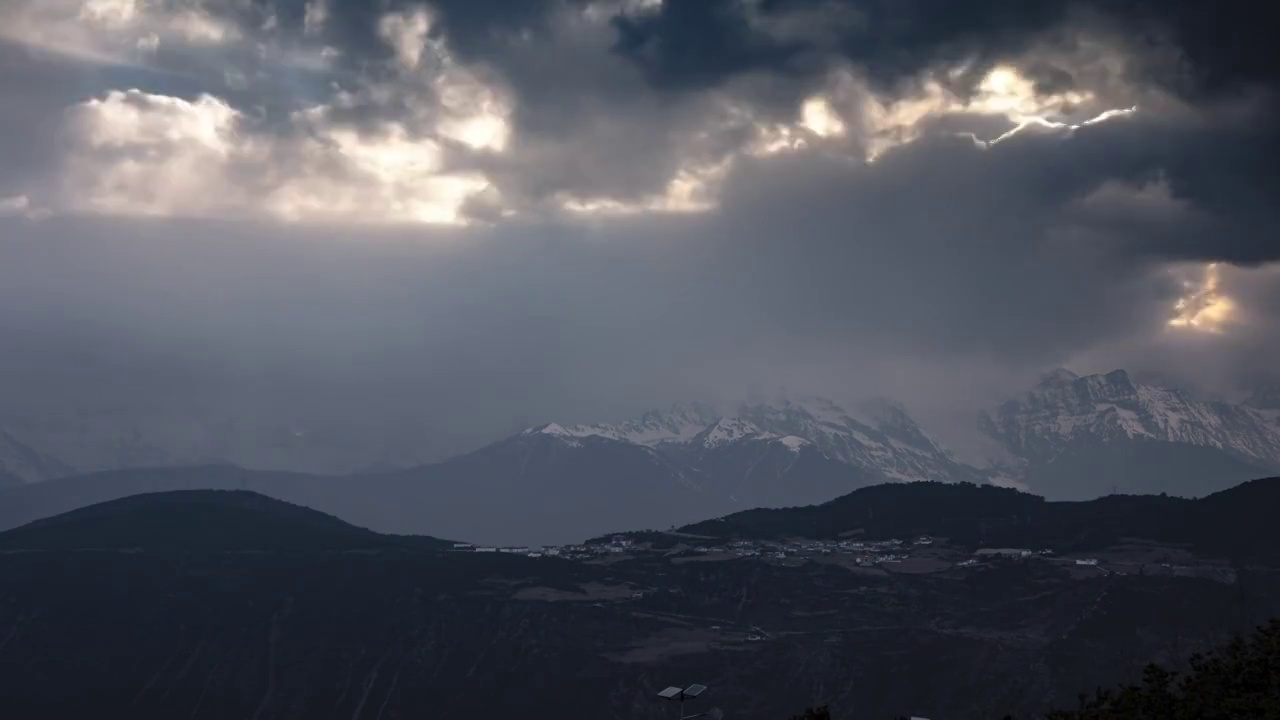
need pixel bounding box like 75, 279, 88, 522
1, 0, 1277, 456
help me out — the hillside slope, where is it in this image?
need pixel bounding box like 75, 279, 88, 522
0, 490, 446, 552
682, 477, 1280, 563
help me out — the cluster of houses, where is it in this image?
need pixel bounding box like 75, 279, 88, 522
682, 537, 924, 565
448, 534, 925, 564
969, 547, 1103, 566
449, 536, 636, 560
448, 536, 1104, 570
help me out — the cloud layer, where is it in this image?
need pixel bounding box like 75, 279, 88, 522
0, 0, 1277, 454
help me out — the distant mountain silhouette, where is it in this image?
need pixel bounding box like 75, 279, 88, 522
0, 490, 450, 553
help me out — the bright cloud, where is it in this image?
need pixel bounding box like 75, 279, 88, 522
26, 1, 520, 226
63, 90, 253, 217
800, 97, 846, 138
271, 108, 492, 225
62, 88, 492, 225
857, 63, 1126, 159
378, 7, 435, 71
1, 0, 240, 65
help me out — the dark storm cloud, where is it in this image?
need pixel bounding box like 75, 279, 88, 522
612, 0, 817, 90
605, 0, 1280, 265
1, 0, 1279, 454
705, 129, 1166, 361
1155, 116, 1279, 262
254, 0, 573, 73
249, 0, 1280, 264
61, 0, 1269, 266
609, 0, 1280, 99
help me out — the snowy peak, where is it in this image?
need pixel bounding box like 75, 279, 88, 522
984, 369, 1280, 467
776, 435, 810, 454
519, 422, 591, 447
520, 395, 963, 483
523, 404, 719, 447
690, 419, 809, 454
735, 396, 963, 482
694, 417, 768, 448
527, 422, 572, 437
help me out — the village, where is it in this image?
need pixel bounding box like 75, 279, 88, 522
449, 534, 926, 562
447, 534, 1108, 569
442, 533, 1230, 581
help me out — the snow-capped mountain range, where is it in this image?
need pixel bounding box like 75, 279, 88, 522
4, 370, 1280, 510
978, 369, 1280, 498
2, 370, 1280, 544
983, 369, 1280, 466
501, 403, 882, 534
520, 372, 1280, 502
526, 395, 975, 484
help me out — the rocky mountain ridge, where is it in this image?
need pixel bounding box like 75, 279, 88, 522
3, 372, 1280, 529
539, 395, 971, 485
982, 369, 1280, 464
976, 369, 1280, 497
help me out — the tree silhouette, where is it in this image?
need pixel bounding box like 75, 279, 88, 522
1046, 619, 1280, 719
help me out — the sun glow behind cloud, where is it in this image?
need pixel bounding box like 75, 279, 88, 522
975, 65, 1089, 121
1168, 263, 1237, 333
800, 97, 846, 138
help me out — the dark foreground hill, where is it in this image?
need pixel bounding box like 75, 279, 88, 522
0, 490, 451, 553
3, 484, 1280, 719
681, 478, 1280, 564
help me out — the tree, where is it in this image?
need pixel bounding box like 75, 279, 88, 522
1046, 619, 1280, 720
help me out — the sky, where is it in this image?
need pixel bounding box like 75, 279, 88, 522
1, 0, 1278, 458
